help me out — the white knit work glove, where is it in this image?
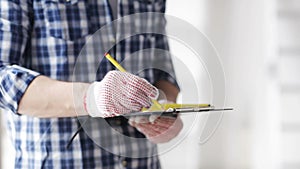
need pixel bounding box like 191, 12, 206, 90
84, 71, 159, 118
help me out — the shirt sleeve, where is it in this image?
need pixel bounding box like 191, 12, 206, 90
141, 0, 180, 90
0, 0, 40, 114
148, 34, 180, 90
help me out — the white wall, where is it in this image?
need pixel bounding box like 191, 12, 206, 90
277, 0, 300, 168
200, 0, 281, 168
163, 0, 282, 169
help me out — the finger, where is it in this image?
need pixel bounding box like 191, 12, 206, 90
130, 116, 178, 136
128, 118, 136, 126
125, 91, 152, 107
110, 98, 132, 115
135, 124, 161, 138
128, 118, 150, 126
119, 97, 144, 112
152, 117, 176, 128
131, 116, 150, 124
137, 123, 169, 136
126, 74, 158, 100
149, 115, 159, 123
122, 85, 152, 108
132, 117, 175, 131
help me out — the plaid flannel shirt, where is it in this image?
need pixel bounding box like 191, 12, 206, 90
0, 0, 178, 168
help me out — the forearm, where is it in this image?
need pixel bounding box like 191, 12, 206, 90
17, 76, 178, 118
18, 76, 89, 118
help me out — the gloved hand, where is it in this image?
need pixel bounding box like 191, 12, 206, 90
84, 71, 159, 117
129, 116, 183, 144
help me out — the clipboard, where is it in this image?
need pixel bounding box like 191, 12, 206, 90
122, 104, 233, 117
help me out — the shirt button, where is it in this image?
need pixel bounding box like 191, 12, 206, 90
66, 0, 70, 2
122, 160, 127, 167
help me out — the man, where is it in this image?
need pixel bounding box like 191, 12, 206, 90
0, 0, 182, 168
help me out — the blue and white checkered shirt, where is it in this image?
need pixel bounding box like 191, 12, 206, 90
0, 0, 178, 168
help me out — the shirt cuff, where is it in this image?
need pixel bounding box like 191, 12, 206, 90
0, 65, 40, 115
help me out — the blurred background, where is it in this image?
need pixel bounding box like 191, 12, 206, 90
1, 0, 300, 168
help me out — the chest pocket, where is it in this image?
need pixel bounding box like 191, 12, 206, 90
44, 0, 90, 41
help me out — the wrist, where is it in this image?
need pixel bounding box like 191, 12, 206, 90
72, 82, 90, 116
84, 81, 107, 117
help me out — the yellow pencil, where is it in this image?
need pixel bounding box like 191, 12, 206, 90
105, 53, 163, 110
105, 53, 127, 72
